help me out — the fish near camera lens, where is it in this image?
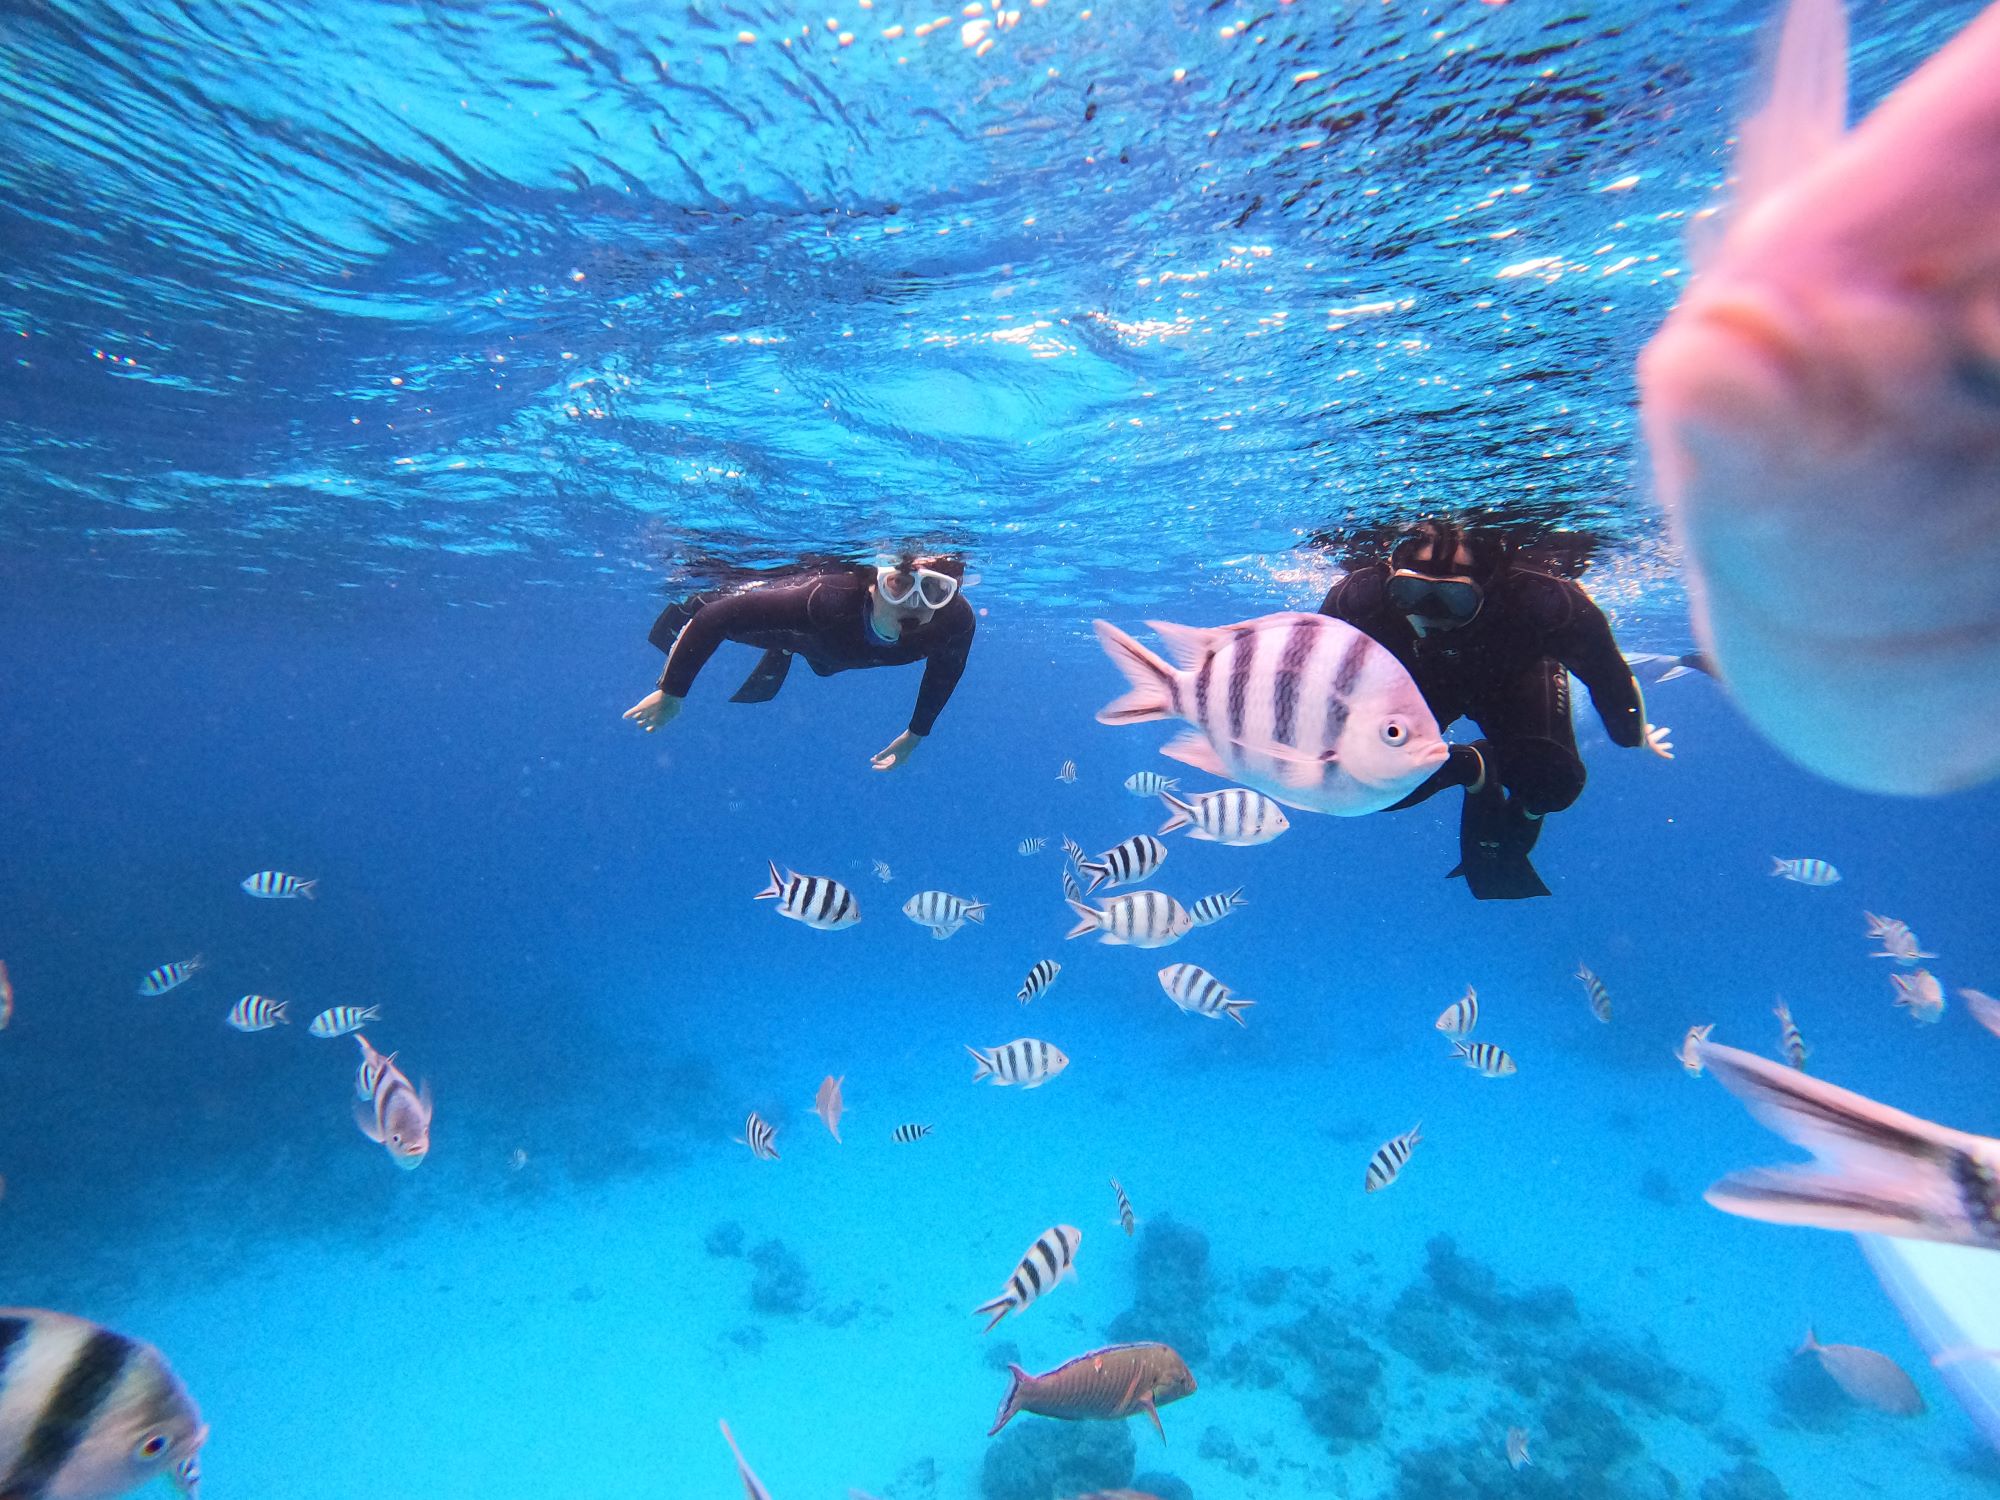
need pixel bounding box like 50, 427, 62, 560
1381, 720, 1408, 745
138, 1434, 169, 1459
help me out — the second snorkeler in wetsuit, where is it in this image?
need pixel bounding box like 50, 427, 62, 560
623, 555, 975, 771
1320, 523, 1671, 900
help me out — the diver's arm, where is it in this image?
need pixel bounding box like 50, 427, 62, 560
906, 602, 976, 737
656, 584, 815, 698
1553, 590, 1647, 749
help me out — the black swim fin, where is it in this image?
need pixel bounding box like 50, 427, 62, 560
730, 649, 794, 704
1447, 783, 1550, 901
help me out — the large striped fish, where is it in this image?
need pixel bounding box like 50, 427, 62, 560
353, 1044, 433, 1169
1156, 964, 1254, 1026
974, 1225, 1082, 1331
1065, 891, 1193, 949
967, 1038, 1069, 1088
1156, 788, 1289, 845
1094, 614, 1446, 815
0, 1308, 207, 1499
1637, 0, 2000, 795
1696, 1038, 2000, 1249
1078, 835, 1167, 893
755, 863, 861, 931
988, 1342, 1197, 1439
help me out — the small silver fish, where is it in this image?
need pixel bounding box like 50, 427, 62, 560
226, 995, 289, 1032
1507, 1426, 1532, 1470
1963, 988, 2000, 1039
138, 957, 203, 997
1365, 1125, 1421, 1193
240, 869, 316, 899
310, 1004, 380, 1039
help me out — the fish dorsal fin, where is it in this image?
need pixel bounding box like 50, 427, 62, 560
1143, 619, 1229, 670
1736, 0, 1849, 217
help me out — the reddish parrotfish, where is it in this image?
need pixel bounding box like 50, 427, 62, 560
988, 1342, 1196, 1440
1094, 614, 1446, 815
1799, 1328, 1927, 1414
1638, 0, 2000, 795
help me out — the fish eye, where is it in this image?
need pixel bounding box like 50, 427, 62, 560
1380, 719, 1409, 746
136, 1433, 170, 1460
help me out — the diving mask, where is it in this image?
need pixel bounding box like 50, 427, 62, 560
1388, 569, 1484, 628
877, 564, 959, 611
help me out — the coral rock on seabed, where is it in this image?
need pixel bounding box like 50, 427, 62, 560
1279, 1307, 1386, 1448
1700, 1461, 1789, 1500
705, 1220, 745, 1257
981, 1415, 1137, 1500
747, 1238, 816, 1316
1106, 1217, 1214, 1361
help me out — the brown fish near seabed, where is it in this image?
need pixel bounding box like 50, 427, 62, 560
815, 1075, 844, 1143
988, 1341, 1196, 1440
1799, 1328, 1926, 1415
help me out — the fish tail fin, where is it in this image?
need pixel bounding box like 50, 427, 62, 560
1080, 860, 1108, 893
1769, 856, 1788, 876
1798, 1326, 1819, 1355
1698, 1040, 1992, 1244
1156, 792, 1192, 835
190, 954, 205, 971
1065, 900, 1101, 940
963, 903, 986, 925
1225, 999, 1254, 1027
987, 1365, 1030, 1436
966, 1045, 993, 1082
1450, 1039, 1471, 1060
755, 860, 785, 900
298, 880, 317, 900
1144, 618, 1226, 669
1093, 620, 1179, 725
275, 1002, 291, 1025
972, 1295, 1014, 1332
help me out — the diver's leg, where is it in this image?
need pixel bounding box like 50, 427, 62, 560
1448, 660, 1583, 900
1386, 742, 1488, 810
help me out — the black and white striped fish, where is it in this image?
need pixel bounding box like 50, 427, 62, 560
1060, 863, 1084, 905
1157, 963, 1255, 1026
240, 869, 316, 900
1065, 891, 1193, 948
353, 1033, 396, 1101
902, 889, 986, 938
891, 1123, 933, 1144
1079, 834, 1168, 893
1057, 760, 1077, 783
1891, 969, 1945, 1023
225, 995, 289, 1032
0, 1307, 208, 1500
737, 1111, 779, 1161
1095, 612, 1447, 815
1434, 985, 1478, 1037
1867, 916, 1936, 965
1576, 964, 1613, 1023
973, 1225, 1082, 1331
1123, 771, 1178, 796
309, 1004, 380, 1038
1017, 959, 1061, 1005
1364, 1124, 1422, 1193
1110, 1177, 1136, 1236
1775, 999, 1809, 1070
1770, 856, 1840, 886
1017, 836, 1047, 856
756, 861, 861, 930
351, 1044, 431, 1169
1060, 834, 1086, 865
1452, 1039, 1517, 1077
1187, 887, 1247, 927
967, 1038, 1070, 1088
138, 957, 203, 997
1676, 1022, 1716, 1075
1157, 787, 1291, 845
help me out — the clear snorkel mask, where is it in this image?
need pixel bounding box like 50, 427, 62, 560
875, 563, 960, 612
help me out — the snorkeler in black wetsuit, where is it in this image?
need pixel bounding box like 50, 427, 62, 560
1320, 522, 1672, 900
622, 556, 976, 771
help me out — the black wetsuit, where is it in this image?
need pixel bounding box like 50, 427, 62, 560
649, 569, 976, 737
1319, 562, 1645, 897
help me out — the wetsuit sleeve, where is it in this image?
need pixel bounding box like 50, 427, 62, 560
908, 600, 976, 736
1549, 584, 1646, 748
1317, 567, 1383, 625
657, 584, 816, 697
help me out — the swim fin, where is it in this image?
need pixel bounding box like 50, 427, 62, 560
1447, 782, 1550, 900
730, 649, 794, 704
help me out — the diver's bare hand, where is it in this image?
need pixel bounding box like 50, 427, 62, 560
1643, 724, 1675, 760
624, 690, 683, 732
871, 730, 922, 771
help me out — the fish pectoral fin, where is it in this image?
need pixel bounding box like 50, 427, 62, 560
1733, 0, 1849, 224
352, 1099, 385, 1144
1140, 1394, 1166, 1442
1272, 752, 1327, 791
1160, 732, 1228, 775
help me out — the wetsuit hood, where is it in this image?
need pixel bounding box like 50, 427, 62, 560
1388, 523, 1507, 633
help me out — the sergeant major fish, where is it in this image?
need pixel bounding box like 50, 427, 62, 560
1637, 0, 2000, 795
1677, 1023, 1717, 1075
988, 1342, 1196, 1440
0, 958, 14, 1030
891, 1123, 933, 1143
353, 1033, 396, 1101
903, 890, 986, 939
1452, 1040, 1517, 1078
1775, 998, 1810, 1069
1018, 836, 1047, 856
310, 1004, 380, 1038
736, 1111, 779, 1162
1124, 772, 1178, 796
1891, 968, 1946, 1023
0, 1307, 208, 1499
757, 863, 861, 930
1078, 835, 1168, 893
1434, 986, 1478, 1038
138, 957, 202, 997
1157, 787, 1289, 846
240, 870, 315, 900
226, 995, 289, 1032
1156, 963, 1255, 1026
1186, 888, 1247, 927
1110, 1177, 1136, 1236
1576, 964, 1613, 1023
1017, 959, 1061, 1005
1065, 891, 1193, 949
354, 1044, 432, 1169
1095, 614, 1447, 815
1771, 857, 1840, 886
974, 1225, 1081, 1331
1365, 1124, 1422, 1193
967, 1038, 1068, 1088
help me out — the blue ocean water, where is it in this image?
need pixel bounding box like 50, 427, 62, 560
3, 1, 1998, 1497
